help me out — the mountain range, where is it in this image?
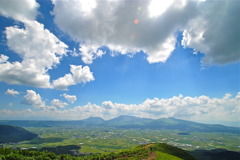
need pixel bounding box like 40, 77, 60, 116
0, 115, 239, 134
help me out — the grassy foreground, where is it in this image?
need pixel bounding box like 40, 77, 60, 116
0, 143, 196, 160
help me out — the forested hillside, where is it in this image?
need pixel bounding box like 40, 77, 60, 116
0, 125, 37, 143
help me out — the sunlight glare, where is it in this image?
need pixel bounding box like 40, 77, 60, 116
148, 0, 174, 18
78, 0, 97, 16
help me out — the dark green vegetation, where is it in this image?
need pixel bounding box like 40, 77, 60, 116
190, 149, 240, 160
0, 125, 37, 143
39, 145, 81, 155
0, 116, 239, 133
0, 143, 197, 160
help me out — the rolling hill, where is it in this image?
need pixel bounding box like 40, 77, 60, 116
92, 143, 197, 160
0, 125, 38, 143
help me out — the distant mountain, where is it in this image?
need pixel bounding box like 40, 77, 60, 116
104, 115, 152, 127
0, 125, 38, 143
102, 116, 239, 133
145, 117, 240, 133
0, 116, 239, 134
82, 117, 105, 126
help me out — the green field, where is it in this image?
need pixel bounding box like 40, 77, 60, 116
4, 126, 240, 154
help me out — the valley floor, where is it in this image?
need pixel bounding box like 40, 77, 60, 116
3, 126, 240, 154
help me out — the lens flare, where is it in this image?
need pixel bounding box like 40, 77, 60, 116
134, 19, 139, 24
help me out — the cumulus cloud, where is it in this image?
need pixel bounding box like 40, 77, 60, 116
79, 43, 106, 64
0, 0, 95, 90
22, 90, 46, 109
0, 0, 39, 22
51, 0, 240, 65
0, 20, 94, 89
0, 20, 67, 88
182, 0, 240, 65
5, 89, 19, 96
61, 93, 77, 104
22, 90, 59, 111
68, 93, 240, 123
51, 99, 68, 108
4, 93, 239, 124
52, 65, 94, 90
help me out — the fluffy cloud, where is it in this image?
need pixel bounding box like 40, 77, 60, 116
51, 0, 240, 65
0, 0, 94, 90
79, 43, 106, 64
0, 0, 39, 22
61, 93, 77, 104
5, 92, 239, 124
182, 0, 240, 65
0, 20, 67, 88
22, 90, 46, 109
0, 20, 94, 89
52, 65, 94, 90
5, 89, 19, 96
51, 99, 68, 108
22, 90, 59, 111
68, 93, 240, 123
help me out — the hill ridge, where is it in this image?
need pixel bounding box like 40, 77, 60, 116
0, 125, 37, 143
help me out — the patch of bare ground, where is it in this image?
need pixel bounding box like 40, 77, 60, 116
143, 152, 157, 160
143, 144, 153, 149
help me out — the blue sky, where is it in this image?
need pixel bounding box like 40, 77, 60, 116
0, 0, 239, 126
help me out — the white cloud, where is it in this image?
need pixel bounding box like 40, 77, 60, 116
22, 90, 59, 111
51, 99, 68, 108
4, 93, 239, 125
51, 0, 188, 64
5, 89, 19, 96
0, 20, 68, 88
69, 93, 240, 123
61, 93, 77, 104
148, 0, 174, 18
0, 20, 94, 90
0, 1, 95, 90
22, 90, 46, 109
79, 43, 106, 64
0, 54, 9, 64
52, 65, 94, 90
181, 0, 240, 65
0, 0, 39, 22
52, 0, 240, 65
0, 109, 33, 117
